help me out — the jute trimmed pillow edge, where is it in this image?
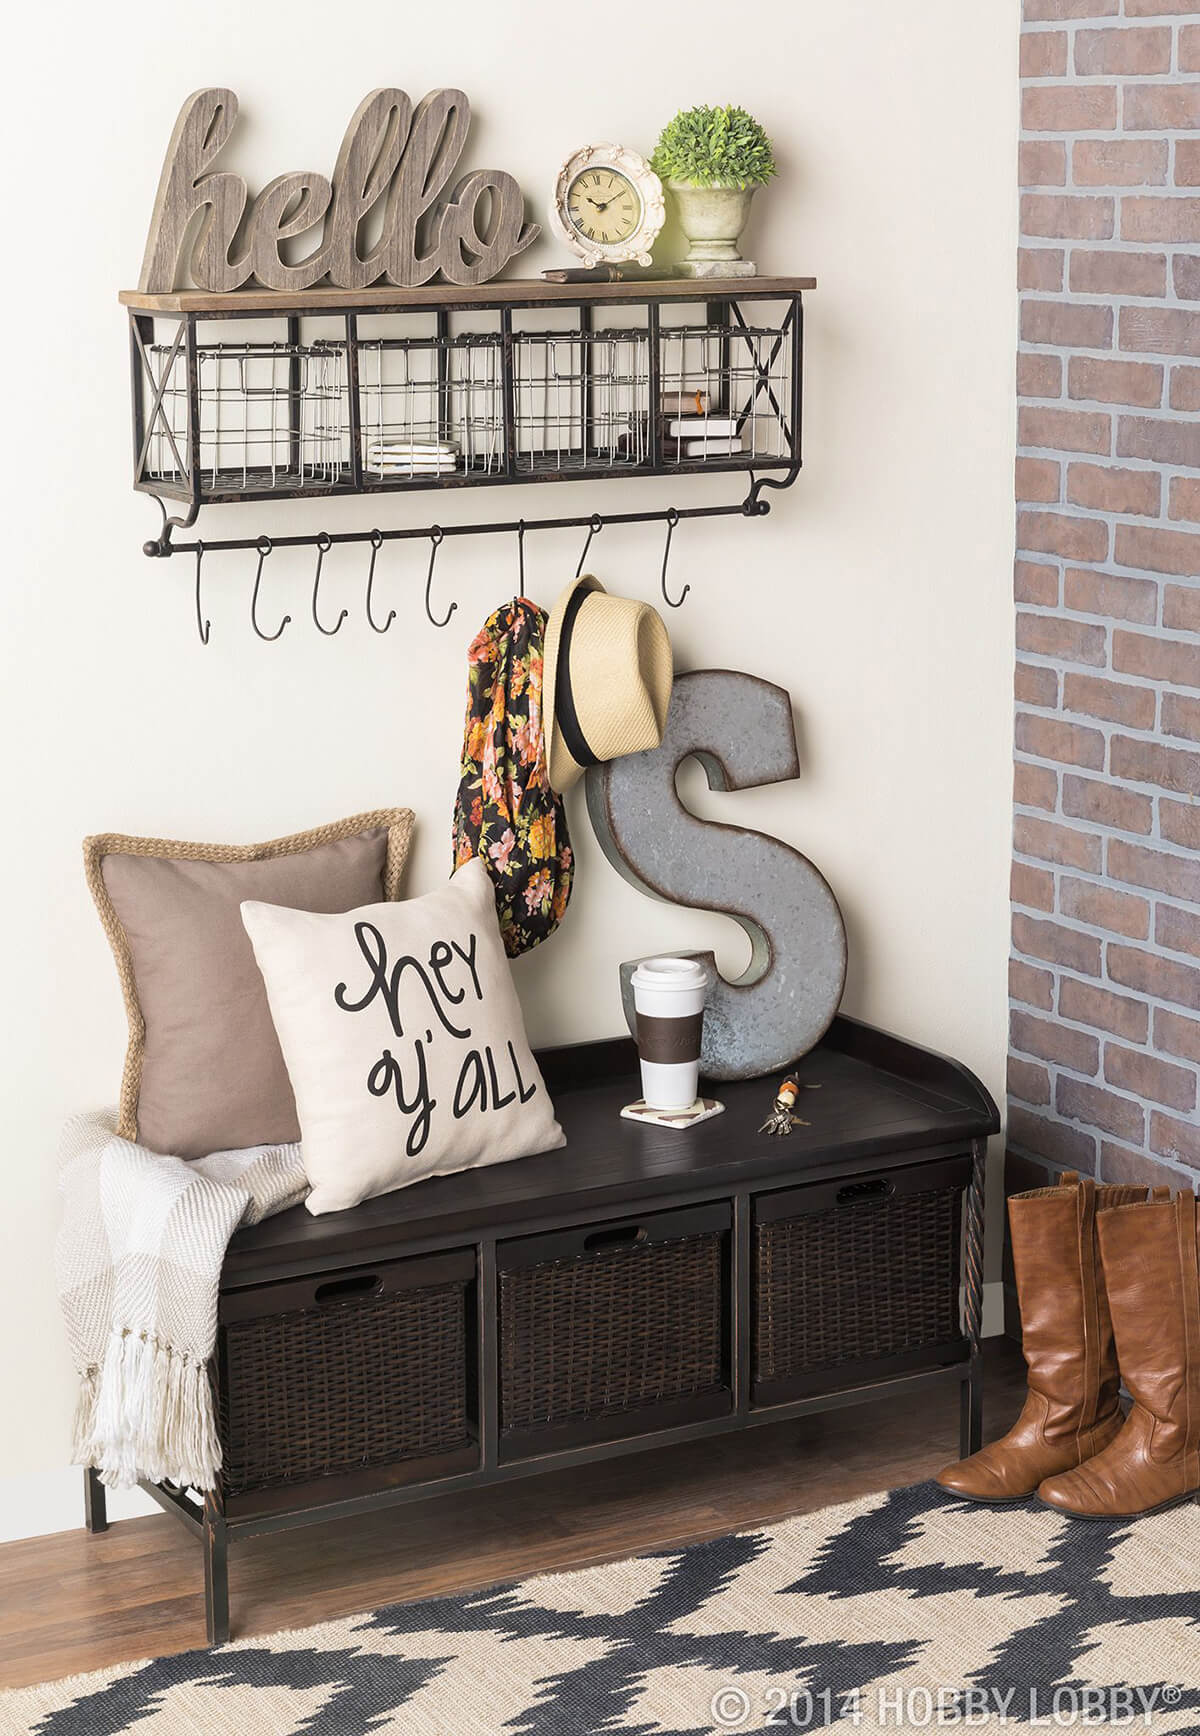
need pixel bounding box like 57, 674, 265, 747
83, 807, 416, 1145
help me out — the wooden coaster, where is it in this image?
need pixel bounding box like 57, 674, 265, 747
620, 1097, 726, 1129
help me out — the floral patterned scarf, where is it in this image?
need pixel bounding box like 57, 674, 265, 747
452, 597, 573, 957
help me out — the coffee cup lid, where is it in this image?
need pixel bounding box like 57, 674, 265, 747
631, 956, 708, 992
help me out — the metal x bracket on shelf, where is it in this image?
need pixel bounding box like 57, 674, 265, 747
133, 316, 190, 486
728, 300, 796, 451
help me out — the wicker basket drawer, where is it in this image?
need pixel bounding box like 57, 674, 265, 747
498, 1203, 732, 1456
218, 1249, 476, 1499
752, 1155, 970, 1404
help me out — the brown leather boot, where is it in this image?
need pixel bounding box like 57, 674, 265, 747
1039, 1190, 1200, 1520
936, 1173, 1146, 1503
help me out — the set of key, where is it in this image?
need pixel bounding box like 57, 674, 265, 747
758, 1075, 813, 1137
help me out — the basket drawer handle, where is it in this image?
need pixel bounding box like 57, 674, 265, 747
314, 1272, 384, 1304
835, 1178, 894, 1206
583, 1224, 647, 1252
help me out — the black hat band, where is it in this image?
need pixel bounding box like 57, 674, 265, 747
554, 585, 600, 770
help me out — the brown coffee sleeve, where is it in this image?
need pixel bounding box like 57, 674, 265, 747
635, 1011, 704, 1065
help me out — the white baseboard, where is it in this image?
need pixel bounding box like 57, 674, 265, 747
1, 1289, 1008, 1545
0, 1466, 156, 1545
982, 1279, 1005, 1339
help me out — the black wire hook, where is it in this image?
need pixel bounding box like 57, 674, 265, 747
311, 532, 348, 636
659, 508, 690, 609
516, 519, 527, 594
575, 513, 604, 578
193, 541, 210, 645
250, 535, 290, 642
365, 530, 395, 634
423, 527, 455, 628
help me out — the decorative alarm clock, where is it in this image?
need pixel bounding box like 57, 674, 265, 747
549, 144, 666, 269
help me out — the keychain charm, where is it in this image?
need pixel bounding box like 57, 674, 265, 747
759, 1074, 807, 1137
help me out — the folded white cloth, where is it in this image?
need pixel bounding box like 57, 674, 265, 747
368, 459, 459, 473
56, 1113, 308, 1491
366, 440, 459, 459
366, 440, 459, 476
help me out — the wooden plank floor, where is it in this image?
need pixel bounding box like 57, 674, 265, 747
0, 1341, 1024, 1692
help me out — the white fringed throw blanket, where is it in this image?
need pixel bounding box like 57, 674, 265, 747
56, 1114, 308, 1491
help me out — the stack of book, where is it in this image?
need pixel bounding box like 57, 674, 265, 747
658, 395, 743, 459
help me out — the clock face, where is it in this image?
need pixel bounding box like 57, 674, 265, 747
566, 167, 642, 247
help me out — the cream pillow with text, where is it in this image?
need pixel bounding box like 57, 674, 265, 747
242, 857, 564, 1214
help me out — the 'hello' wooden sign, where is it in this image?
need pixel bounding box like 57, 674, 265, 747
138, 87, 540, 294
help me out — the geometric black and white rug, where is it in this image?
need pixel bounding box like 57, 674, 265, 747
3, 1481, 1198, 1735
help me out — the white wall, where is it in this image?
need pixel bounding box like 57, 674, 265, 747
0, 0, 1018, 1538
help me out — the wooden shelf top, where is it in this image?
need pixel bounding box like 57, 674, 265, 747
119, 275, 816, 315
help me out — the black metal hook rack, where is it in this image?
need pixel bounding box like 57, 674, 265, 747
182, 485, 775, 637
121, 275, 812, 628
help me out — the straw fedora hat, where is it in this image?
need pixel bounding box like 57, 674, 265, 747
542, 575, 674, 793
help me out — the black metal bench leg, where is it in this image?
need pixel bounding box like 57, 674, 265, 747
203, 1497, 229, 1646
959, 1136, 988, 1459
83, 1466, 108, 1533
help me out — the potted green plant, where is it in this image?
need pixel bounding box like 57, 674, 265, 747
650, 104, 777, 277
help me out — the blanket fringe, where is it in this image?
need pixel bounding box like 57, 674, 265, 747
71, 1366, 99, 1467
75, 1329, 221, 1492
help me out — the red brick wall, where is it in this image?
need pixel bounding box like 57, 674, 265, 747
1012, 0, 1200, 1195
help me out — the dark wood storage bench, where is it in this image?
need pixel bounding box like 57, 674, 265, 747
83, 1014, 999, 1644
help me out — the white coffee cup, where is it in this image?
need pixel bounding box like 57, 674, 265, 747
630, 956, 709, 1111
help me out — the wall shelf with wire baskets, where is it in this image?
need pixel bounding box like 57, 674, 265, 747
120, 276, 813, 560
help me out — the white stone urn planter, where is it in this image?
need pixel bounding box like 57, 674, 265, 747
667, 182, 757, 277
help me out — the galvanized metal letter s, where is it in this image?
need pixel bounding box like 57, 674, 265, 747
585, 669, 847, 1080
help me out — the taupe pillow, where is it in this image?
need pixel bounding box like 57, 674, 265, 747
85, 810, 414, 1158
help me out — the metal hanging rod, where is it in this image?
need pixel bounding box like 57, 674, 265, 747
181, 475, 789, 637
145, 488, 773, 561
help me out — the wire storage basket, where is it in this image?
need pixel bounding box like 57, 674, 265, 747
143, 340, 351, 494
658, 319, 795, 467
357, 330, 505, 481
512, 327, 650, 473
